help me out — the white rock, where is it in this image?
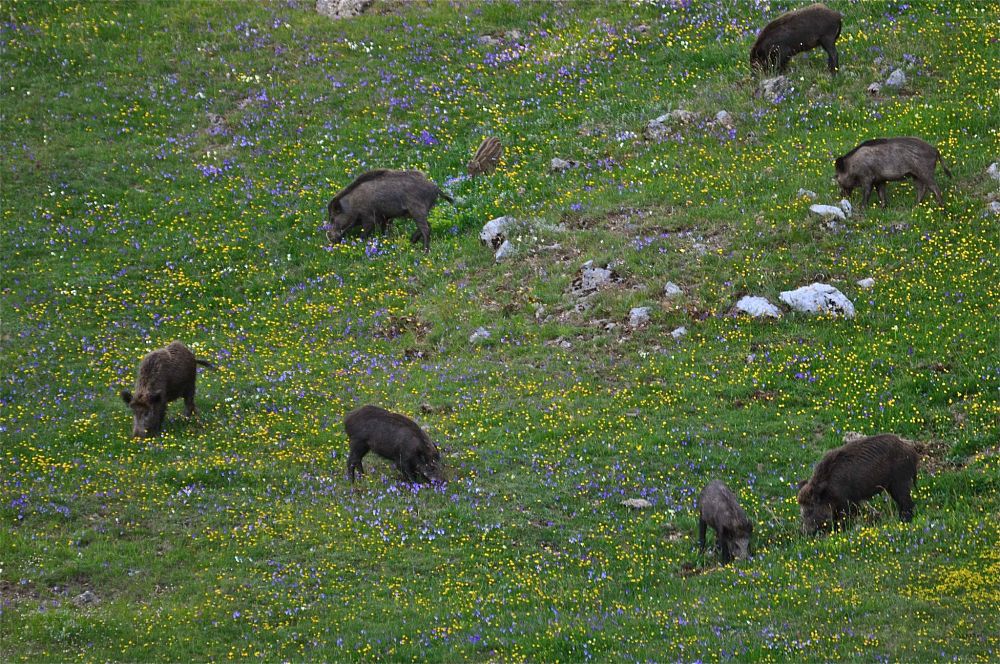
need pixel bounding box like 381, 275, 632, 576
666, 109, 697, 124
809, 204, 847, 221
839, 198, 854, 218
988, 200, 1000, 216
573, 265, 615, 294
866, 82, 882, 95
469, 327, 491, 343
779, 283, 856, 318
479, 216, 516, 249
670, 326, 687, 339
663, 281, 683, 298
857, 277, 875, 290
550, 157, 578, 172
885, 68, 906, 87
734, 295, 782, 319
759, 75, 791, 102
629, 307, 652, 328
493, 239, 513, 261
715, 110, 734, 127
74, 590, 100, 606
621, 498, 653, 509
316, 0, 372, 20
987, 162, 1000, 182
797, 188, 818, 200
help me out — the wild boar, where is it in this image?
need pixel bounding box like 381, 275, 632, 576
835, 137, 951, 207
120, 341, 215, 438
698, 480, 753, 562
344, 405, 444, 483
467, 136, 503, 177
798, 434, 919, 534
325, 169, 454, 252
750, 3, 842, 73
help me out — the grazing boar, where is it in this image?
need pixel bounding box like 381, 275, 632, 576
750, 3, 842, 73
698, 480, 753, 562
325, 169, 454, 252
798, 434, 919, 534
344, 405, 444, 483
467, 137, 503, 177
120, 341, 215, 438
835, 137, 951, 207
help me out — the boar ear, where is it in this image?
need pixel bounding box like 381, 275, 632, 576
149, 392, 163, 405
120, 390, 132, 405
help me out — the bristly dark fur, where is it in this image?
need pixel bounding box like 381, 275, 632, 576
835, 138, 891, 171
344, 405, 444, 483
327, 169, 396, 216
750, 3, 842, 73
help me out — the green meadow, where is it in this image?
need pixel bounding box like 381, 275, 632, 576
1, 0, 997, 661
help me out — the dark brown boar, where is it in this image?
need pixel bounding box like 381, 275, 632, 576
798, 434, 919, 534
698, 480, 753, 562
120, 341, 215, 438
325, 169, 454, 252
344, 405, 444, 483
750, 3, 842, 73
467, 137, 503, 177
835, 137, 951, 207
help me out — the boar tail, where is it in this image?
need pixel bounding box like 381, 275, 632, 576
195, 359, 217, 370
936, 152, 953, 178
437, 187, 455, 205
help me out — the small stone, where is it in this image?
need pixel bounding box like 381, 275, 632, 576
621, 498, 653, 509
550, 157, 578, 172
666, 109, 697, 124
629, 307, 652, 329
797, 188, 818, 200
779, 283, 856, 318
493, 239, 513, 262
670, 326, 687, 339
715, 110, 734, 127
73, 590, 100, 607
866, 82, 882, 95
469, 327, 491, 343
839, 198, 854, 218
316, 0, 373, 20
843, 431, 867, 443
759, 75, 791, 103
479, 216, 516, 250
857, 277, 875, 290
988, 200, 1000, 216
809, 204, 847, 221
987, 162, 1000, 182
734, 295, 782, 319
885, 68, 906, 87
663, 282, 683, 298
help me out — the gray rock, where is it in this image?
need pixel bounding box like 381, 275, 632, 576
838, 198, 854, 218
663, 281, 683, 298
987, 162, 1000, 182
666, 109, 697, 124
644, 109, 697, 140
73, 590, 100, 607
670, 326, 688, 339
478, 34, 501, 46
866, 82, 882, 95
988, 200, 1000, 216
644, 117, 670, 141
797, 188, 818, 200
550, 157, 579, 172
734, 295, 782, 319
469, 327, 491, 343
629, 307, 652, 328
856, 277, 875, 290
759, 76, 791, 102
779, 283, 856, 318
571, 263, 617, 295
479, 216, 516, 250
493, 239, 514, 262
809, 204, 847, 221
885, 68, 906, 87
316, 0, 373, 20
715, 110, 734, 127
621, 498, 653, 509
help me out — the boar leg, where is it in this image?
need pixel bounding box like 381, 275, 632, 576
410, 209, 431, 252
927, 178, 943, 205
698, 519, 707, 552
888, 478, 915, 522
820, 37, 839, 72
876, 182, 888, 207
861, 183, 874, 207
346, 440, 369, 482
183, 387, 196, 417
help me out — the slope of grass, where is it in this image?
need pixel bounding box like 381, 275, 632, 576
2, 1, 998, 661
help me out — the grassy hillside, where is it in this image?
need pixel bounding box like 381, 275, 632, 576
2, 0, 997, 661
